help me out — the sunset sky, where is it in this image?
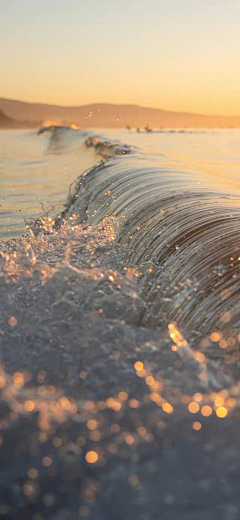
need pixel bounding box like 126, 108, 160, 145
1, 0, 240, 115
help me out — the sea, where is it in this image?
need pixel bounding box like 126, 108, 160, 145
1, 128, 240, 240
0, 127, 240, 331
0, 126, 240, 517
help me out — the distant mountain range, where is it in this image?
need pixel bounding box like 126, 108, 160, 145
1, 97, 240, 128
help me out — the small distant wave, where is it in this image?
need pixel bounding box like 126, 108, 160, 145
37, 123, 136, 158
37, 124, 92, 155
37, 125, 72, 135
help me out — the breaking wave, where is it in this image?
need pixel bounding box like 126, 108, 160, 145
44, 125, 240, 334
1, 125, 240, 518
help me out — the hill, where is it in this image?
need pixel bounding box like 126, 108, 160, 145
0, 110, 19, 128
1, 98, 240, 128
0, 109, 38, 129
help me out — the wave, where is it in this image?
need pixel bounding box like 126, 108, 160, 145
1, 125, 240, 517
38, 124, 136, 157
44, 127, 239, 335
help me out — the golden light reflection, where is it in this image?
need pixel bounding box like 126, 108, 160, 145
23, 483, 34, 497
87, 419, 98, 430
52, 437, 62, 448
188, 402, 200, 414
8, 316, 17, 327
138, 426, 147, 437
210, 332, 222, 342
24, 400, 35, 412
219, 340, 228, 349
216, 407, 228, 418
162, 403, 174, 414
42, 457, 52, 467
129, 399, 139, 409
201, 406, 212, 417
193, 393, 203, 403
194, 352, 205, 363
85, 451, 99, 464
118, 392, 128, 401
134, 361, 144, 371
125, 435, 135, 445
13, 372, 24, 388
192, 422, 202, 431
168, 323, 188, 349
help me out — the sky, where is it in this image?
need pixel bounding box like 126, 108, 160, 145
1, 0, 240, 115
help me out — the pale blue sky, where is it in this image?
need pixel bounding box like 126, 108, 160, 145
1, 0, 240, 114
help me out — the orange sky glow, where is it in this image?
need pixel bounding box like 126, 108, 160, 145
1, 0, 240, 116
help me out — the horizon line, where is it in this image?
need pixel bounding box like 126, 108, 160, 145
1, 96, 240, 119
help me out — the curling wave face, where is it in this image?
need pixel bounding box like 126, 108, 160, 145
56, 129, 240, 334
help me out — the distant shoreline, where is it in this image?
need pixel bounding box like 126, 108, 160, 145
1, 98, 240, 129
1, 124, 240, 131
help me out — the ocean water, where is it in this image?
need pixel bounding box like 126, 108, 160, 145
0, 129, 99, 239
1, 128, 240, 240
1, 127, 240, 332
1, 127, 240, 517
